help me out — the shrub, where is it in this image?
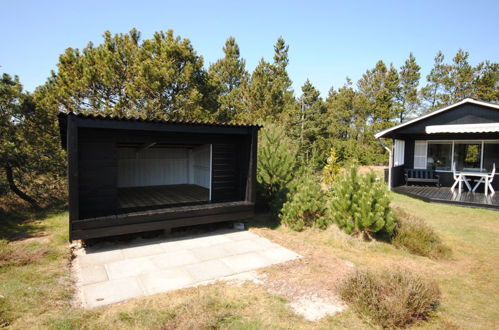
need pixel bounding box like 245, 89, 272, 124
328, 167, 396, 239
322, 147, 341, 186
392, 208, 451, 259
279, 172, 327, 231
338, 269, 440, 328
257, 124, 298, 214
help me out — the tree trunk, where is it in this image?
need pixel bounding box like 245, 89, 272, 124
4, 166, 41, 209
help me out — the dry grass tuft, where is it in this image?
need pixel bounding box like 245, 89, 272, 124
392, 207, 451, 259
0, 240, 50, 267
338, 268, 440, 328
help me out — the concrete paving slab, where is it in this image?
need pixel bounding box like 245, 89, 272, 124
105, 256, 158, 280
184, 259, 235, 282
223, 231, 259, 241
220, 252, 273, 273
79, 249, 124, 267
149, 250, 200, 269
74, 229, 301, 308
257, 246, 301, 264
122, 243, 165, 259
189, 244, 233, 261
78, 264, 108, 285
81, 277, 144, 308
139, 268, 196, 295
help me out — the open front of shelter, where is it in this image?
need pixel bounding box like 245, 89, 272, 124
58, 113, 260, 240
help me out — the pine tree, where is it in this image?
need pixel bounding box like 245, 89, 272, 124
279, 171, 327, 231
44, 29, 215, 120
208, 37, 249, 122
422, 51, 451, 112
1, 74, 66, 207
328, 167, 396, 239
257, 124, 298, 214
446, 49, 475, 102
287, 79, 327, 164
397, 53, 421, 122
322, 147, 341, 185
239, 37, 294, 122
473, 61, 499, 102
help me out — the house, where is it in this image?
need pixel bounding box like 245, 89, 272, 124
375, 98, 499, 209
58, 112, 260, 240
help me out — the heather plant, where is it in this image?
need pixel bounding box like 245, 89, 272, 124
392, 207, 451, 259
339, 269, 440, 328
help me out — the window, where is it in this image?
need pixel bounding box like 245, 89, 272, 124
427, 142, 452, 171
483, 142, 499, 171
393, 140, 405, 166
453, 142, 482, 171
414, 141, 427, 169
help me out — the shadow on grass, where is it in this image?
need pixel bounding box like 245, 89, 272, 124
0, 203, 67, 241
246, 212, 281, 230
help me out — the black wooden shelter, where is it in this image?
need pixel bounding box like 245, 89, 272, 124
58, 113, 260, 240
376, 98, 499, 209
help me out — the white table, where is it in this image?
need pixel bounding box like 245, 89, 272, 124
456, 171, 491, 196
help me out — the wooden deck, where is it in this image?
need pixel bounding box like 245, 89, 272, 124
393, 185, 499, 210
118, 184, 209, 213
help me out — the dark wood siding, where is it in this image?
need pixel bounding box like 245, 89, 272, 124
78, 128, 118, 219
393, 103, 499, 136
59, 113, 259, 240
211, 142, 241, 202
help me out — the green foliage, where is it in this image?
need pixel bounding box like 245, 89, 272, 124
208, 37, 249, 122
0, 74, 66, 208
392, 207, 451, 259
338, 269, 440, 328
42, 29, 216, 120
237, 37, 294, 123
256, 124, 298, 214
328, 167, 396, 239
322, 147, 341, 185
279, 171, 327, 231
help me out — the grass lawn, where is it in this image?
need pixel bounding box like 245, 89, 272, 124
0, 193, 498, 329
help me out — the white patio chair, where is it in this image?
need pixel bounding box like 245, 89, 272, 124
451, 163, 472, 192
473, 163, 496, 195
451, 163, 460, 192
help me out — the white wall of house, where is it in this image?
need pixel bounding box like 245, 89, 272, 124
117, 145, 211, 189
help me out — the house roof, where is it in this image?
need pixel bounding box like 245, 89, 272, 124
58, 111, 262, 129
375, 98, 499, 139
425, 122, 499, 134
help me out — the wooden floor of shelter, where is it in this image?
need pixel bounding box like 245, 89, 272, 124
118, 184, 210, 213
394, 185, 499, 210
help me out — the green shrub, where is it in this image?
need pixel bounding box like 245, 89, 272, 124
392, 208, 451, 259
279, 172, 326, 231
257, 124, 298, 214
322, 147, 341, 185
338, 269, 440, 328
328, 167, 396, 239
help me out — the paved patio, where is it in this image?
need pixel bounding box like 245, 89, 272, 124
73, 230, 301, 308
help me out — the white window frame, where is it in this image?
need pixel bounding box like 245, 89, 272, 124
393, 139, 405, 166
424, 139, 499, 174
414, 140, 427, 169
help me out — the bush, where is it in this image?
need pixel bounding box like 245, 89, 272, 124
392, 208, 451, 259
322, 147, 341, 186
279, 172, 327, 231
257, 124, 298, 214
338, 269, 440, 328
328, 167, 396, 239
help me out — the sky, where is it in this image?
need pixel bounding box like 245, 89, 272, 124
2, 0, 498, 97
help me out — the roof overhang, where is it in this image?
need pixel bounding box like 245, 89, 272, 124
375, 98, 499, 139
426, 122, 499, 134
